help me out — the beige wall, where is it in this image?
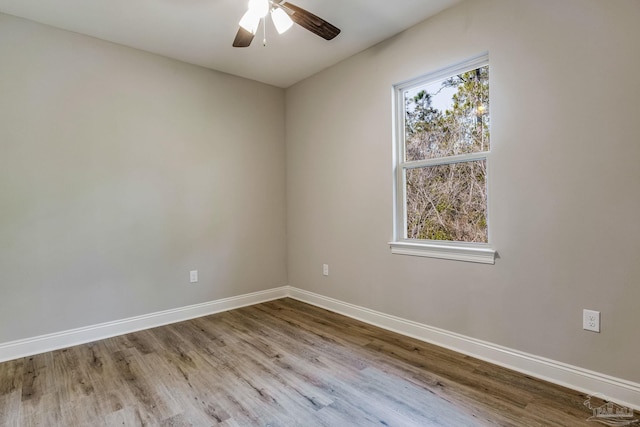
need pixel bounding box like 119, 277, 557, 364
0, 13, 287, 343
2, 0, 639, 386
286, 0, 640, 382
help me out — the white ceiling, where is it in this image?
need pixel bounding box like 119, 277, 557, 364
0, 0, 461, 88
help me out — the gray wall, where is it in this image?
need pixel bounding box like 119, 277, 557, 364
2, 0, 639, 386
286, 0, 640, 382
0, 13, 287, 343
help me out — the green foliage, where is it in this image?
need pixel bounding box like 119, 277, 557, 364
404, 65, 490, 243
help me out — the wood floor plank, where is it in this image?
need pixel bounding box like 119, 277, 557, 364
0, 358, 23, 426
259, 299, 593, 425
0, 298, 603, 426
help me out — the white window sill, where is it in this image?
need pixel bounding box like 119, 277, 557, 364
389, 241, 496, 264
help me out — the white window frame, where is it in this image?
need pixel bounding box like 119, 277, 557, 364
389, 54, 496, 264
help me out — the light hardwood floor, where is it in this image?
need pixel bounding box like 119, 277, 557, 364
0, 298, 602, 426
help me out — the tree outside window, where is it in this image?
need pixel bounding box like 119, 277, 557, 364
395, 56, 490, 245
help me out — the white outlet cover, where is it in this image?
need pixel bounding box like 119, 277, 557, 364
583, 309, 600, 333
190, 270, 198, 283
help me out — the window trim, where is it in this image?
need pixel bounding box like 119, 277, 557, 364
390, 53, 496, 264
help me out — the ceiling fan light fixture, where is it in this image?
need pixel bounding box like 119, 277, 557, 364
271, 7, 293, 34
233, 1, 340, 48
247, 0, 269, 18
239, 9, 260, 34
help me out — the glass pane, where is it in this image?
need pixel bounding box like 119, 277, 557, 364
404, 65, 490, 161
406, 160, 487, 243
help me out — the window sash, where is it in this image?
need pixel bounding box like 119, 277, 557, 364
400, 158, 488, 242
400, 151, 488, 170
392, 53, 493, 255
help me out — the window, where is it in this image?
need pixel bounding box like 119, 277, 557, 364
390, 54, 496, 264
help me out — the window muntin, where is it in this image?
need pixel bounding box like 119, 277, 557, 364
394, 54, 491, 252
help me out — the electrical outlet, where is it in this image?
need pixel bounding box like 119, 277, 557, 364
583, 309, 600, 333
322, 264, 329, 276
189, 270, 198, 283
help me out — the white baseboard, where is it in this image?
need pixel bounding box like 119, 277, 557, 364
3, 284, 639, 411
0, 286, 288, 363
286, 286, 640, 410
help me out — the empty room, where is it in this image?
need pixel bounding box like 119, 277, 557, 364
1, 0, 639, 425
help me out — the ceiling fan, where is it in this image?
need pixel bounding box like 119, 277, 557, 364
233, 0, 340, 47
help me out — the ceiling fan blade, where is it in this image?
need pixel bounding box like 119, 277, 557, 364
232, 27, 255, 47
281, 2, 341, 40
